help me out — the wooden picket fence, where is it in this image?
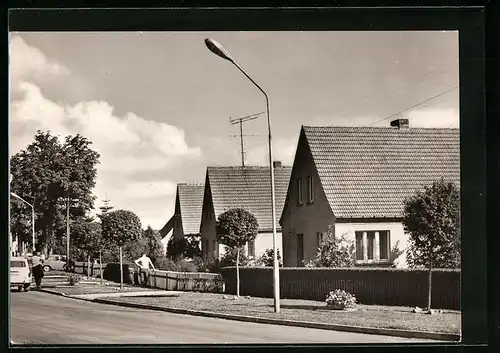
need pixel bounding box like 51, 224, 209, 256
147, 270, 225, 293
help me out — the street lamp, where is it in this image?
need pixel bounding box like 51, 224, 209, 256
205, 38, 281, 313
10, 192, 35, 254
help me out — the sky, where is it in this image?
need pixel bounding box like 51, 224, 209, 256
8, 31, 459, 230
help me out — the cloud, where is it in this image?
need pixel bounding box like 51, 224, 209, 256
9, 35, 202, 229
405, 108, 459, 128
9, 35, 70, 85
245, 137, 298, 166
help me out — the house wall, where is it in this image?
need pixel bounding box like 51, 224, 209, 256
280, 133, 335, 267
217, 231, 283, 259
172, 193, 185, 241
254, 231, 283, 258
335, 221, 409, 266
160, 229, 173, 254
200, 180, 219, 260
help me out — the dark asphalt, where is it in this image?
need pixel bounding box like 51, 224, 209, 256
10, 291, 434, 344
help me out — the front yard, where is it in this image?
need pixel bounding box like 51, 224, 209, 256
106, 292, 461, 335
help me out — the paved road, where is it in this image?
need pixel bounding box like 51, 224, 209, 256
10, 291, 433, 344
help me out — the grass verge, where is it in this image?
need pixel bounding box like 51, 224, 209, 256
106, 292, 461, 335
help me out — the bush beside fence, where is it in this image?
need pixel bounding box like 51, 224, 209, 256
102, 263, 135, 284
219, 267, 460, 310
147, 270, 225, 293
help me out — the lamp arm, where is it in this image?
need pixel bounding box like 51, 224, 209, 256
232, 61, 272, 137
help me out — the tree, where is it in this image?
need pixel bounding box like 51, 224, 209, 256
402, 178, 460, 311
305, 226, 355, 268
101, 210, 142, 289
166, 237, 187, 260
10, 130, 100, 255
124, 226, 164, 264
71, 218, 102, 276
184, 234, 202, 259
166, 234, 202, 260
216, 208, 258, 298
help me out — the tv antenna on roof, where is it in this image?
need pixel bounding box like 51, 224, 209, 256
230, 111, 264, 167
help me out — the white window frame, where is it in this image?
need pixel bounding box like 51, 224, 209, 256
354, 230, 390, 264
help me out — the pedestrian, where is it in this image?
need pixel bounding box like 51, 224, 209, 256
32, 258, 45, 290
134, 254, 156, 287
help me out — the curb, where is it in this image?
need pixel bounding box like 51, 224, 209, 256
92, 298, 460, 342
38, 288, 66, 296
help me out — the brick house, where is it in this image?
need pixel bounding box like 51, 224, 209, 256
279, 119, 460, 267
200, 164, 292, 260
160, 183, 204, 252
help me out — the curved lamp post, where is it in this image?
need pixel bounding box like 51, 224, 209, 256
205, 38, 281, 313
11, 192, 35, 254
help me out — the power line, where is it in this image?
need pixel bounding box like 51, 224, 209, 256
368, 85, 458, 127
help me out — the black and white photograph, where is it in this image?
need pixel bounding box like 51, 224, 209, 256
9, 29, 462, 345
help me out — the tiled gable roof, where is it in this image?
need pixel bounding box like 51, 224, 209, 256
177, 183, 204, 235
207, 166, 292, 229
303, 125, 460, 218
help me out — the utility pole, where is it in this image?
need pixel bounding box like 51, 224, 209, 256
230, 111, 263, 167
98, 195, 113, 283
60, 196, 79, 269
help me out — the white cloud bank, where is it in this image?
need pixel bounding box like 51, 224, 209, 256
9, 35, 201, 229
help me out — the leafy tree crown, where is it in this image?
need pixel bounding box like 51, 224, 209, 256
402, 178, 460, 268
101, 209, 142, 247
216, 208, 259, 248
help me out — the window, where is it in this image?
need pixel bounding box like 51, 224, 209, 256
308, 176, 314, 203
316, 232, 324, 249
355, 231, 390, 262
247, 240, 255, 258
297, 178, 303, 205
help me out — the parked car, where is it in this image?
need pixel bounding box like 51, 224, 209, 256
10, 257, 32, 292
42, 254, 67, 272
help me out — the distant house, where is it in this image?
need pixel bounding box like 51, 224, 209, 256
200, 163, 292, 260
159, 183, 205, 252
279, 119, 460, 267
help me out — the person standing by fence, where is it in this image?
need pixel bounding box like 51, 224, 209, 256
134, 254, 155, 287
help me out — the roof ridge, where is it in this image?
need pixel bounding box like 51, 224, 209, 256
207, 165, 292, 169
302, 125, 459, 131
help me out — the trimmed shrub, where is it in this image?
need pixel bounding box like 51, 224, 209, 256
103, 263, 134, 284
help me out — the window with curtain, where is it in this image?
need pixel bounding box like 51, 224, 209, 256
354, 231, 391, 262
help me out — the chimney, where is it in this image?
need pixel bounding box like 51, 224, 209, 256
390, 118, 409, 129
273, 161, 282, 168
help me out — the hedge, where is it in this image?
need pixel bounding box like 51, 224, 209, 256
102, 263, 135, 284
219, 267, 460, 310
